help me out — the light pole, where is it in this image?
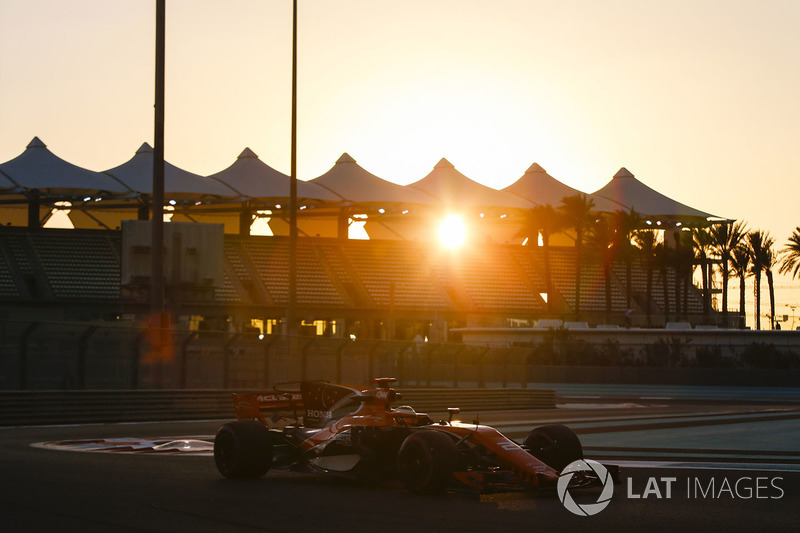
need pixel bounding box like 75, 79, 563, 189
152, 0, 165, 317
287, 0, 299, 350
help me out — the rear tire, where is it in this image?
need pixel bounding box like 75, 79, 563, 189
397, 431, 457, 493
523, 424, 582, 472
214, 421, 272, 479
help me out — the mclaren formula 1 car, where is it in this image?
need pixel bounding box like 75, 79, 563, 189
213, 378, 618, 493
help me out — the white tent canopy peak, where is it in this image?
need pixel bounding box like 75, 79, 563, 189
525, 162, 547, 174
237, 147, 259, 159
136, 142, 153, 154
26, 137, 47, 149
613, 167, 635, 179
336, 153, 357, 165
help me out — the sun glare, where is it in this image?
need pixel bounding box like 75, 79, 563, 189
349, 215, 369, 240
438, 214, 467, 249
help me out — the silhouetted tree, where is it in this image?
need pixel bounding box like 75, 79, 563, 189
657, 242, 673, 322
634, 229, 658, 326
518, 204, 562, 314
613, 209, 642, 313
559, 194, 594, 319
746, 230, 775, 330
764, 246, 778, 329
730, 245, 751, 329
586, 215, 616, 321
710, 221, 747, 327
779, 226, 800, 279
692, 227, 714, 321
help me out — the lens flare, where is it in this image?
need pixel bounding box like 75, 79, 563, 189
438, 214, 467, 249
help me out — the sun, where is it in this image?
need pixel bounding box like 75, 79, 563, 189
438, 214, 467, 249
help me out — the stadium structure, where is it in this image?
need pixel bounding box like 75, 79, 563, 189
0, 137, 728, 341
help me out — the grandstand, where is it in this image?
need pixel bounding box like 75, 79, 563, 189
0, 225, 707, 341
0, 137, 718, 339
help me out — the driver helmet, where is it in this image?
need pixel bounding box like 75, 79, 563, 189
394, 405, 417, 425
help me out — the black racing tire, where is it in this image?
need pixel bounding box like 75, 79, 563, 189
523, 424, 583, 472
214, 421, 273, 479
397, 431, 458, 493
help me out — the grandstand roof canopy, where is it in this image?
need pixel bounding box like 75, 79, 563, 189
209, 148, 340, 203
0, 137, 130, 195
0, 137, 730, 229
311, 153, 439, 207
410, 158, 533, 210
503, 163, 581, 206
0, 171, 17, 191
592, 167, 721, 223
105, 143, 239, 199
502, 163, 622, 213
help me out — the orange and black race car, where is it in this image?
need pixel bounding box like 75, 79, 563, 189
214, 378, 619, 493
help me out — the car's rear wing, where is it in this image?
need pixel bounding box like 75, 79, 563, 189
230, 381, 367, 428
232, 392, 303, 425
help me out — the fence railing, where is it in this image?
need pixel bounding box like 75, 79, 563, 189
2, 320, 799, 391
0, 321, 534, 391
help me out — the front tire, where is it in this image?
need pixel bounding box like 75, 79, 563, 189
214, 421, 272, 479
397, 431, 457, 493
523, 424, 582, 472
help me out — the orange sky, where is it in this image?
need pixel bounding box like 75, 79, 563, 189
1, 0, 799, 324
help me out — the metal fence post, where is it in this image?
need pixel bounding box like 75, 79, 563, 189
18, 322, 38, 389
521, 348, 528, 389
335, 339, 349, 384
131, 332, 145, 389
180, 332, 198, 389
262, 335, 279, 388
301, 338, 316, 381
477, 347, 489, 388
453, 346, 465, 388
223, 333, 240, 389
397, 342, 411, 387
502, 348, 509, 388
76, 326, 98, 389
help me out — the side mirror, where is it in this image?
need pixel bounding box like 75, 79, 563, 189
447, 407, 460, 423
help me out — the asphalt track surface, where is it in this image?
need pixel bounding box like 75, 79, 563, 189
2, 403, 800, 532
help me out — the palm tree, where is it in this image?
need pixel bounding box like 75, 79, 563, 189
613, 209, 642, 312
672, 230, 694, 319
730, 245, 750, 328
518, 204, 561, 313
692, 227, 714, 321
710, 221, 747, 327
633, 229, 658, 326
779, 226, 800, 279
746, 230, 775, 330
764, 247, 778, 329
586, 215, 616, 321
655, 241, 673, 323
559, 194, 594, 319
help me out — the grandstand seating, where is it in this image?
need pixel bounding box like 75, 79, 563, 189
0, 246, 19, 298
0, 227, 711, 325
329, 239, 448, 310
243, 237, 346, 308
426, 245, 546, 313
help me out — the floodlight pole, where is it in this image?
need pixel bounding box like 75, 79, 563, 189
151, 0, 166, 317
287, 0, 299, 350
151, 0, 167, 377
